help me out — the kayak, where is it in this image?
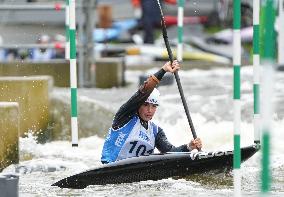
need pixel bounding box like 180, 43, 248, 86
52, 144, 259, 189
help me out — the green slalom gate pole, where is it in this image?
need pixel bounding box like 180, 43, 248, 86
69, 0, 78, 147
260, 0, 276, 193
233, 0, 241, 196
177, 0, 184, 62
65, 0, 70, 60
253, 0, 260, 144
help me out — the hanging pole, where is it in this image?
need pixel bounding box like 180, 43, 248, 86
156, 0, 197, 140
233, 0, 242, 196
253, 0, 260, 144
261, 0, 276, 193
69, 0, 79, 147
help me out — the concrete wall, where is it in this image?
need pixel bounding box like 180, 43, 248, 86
0, 61, 69, 87
0, 102, 19, 172
95, 57, 125, 88
50, 91, 114, 140
0, 76, 52, 138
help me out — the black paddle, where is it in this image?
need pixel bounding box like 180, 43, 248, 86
156, 0, 198, 140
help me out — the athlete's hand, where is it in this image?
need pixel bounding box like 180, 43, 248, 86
162, 60, 180, 73
187, 138, 202, 151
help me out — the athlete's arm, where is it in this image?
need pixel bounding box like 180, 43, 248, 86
112, 60, 180, 129
112, 70, 164, 129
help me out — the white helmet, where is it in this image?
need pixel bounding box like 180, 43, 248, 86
145, 88, 160, 106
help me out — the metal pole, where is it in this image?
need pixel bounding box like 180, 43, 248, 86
0, 4, 65, 10
69, 0, 79, 147
0, 43, 61, 49
233, 0, 241, 196
85, 0, 96, 87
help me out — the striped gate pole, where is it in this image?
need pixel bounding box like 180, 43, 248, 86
69, 0, 79, 147
261, 0, 276, 193
279, 0, 284, 65
177, 0, 184, 62
233, 0, 241, 196
65, 0, 70, 60
253, 0, 260, 144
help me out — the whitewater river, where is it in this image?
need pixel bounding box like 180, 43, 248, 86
3, 66, 284, 196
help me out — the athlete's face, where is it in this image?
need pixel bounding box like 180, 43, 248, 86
138, 102, 158, 121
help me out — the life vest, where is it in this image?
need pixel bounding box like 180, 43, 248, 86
101, 115, 158, 163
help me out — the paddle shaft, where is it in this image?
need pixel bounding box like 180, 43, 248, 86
156, 0, 197, 139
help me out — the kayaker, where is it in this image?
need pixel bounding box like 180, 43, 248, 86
101, 60, 202, 164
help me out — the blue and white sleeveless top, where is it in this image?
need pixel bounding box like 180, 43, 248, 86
101, 115, 158, 163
